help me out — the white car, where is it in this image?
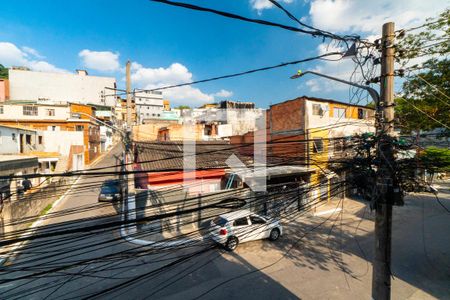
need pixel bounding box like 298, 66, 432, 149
209, 209, 283, 251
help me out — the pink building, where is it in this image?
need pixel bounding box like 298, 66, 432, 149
0, 79, 9, 102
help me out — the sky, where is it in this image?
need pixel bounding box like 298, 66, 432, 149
0, 0, 447, 108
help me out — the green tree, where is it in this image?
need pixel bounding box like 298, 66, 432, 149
174, 105, 191, 110
420, 147, 450, 181
0, 64, 8, 79
395, 9, 450, 133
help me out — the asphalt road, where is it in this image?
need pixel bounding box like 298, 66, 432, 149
0, 145, 448, 299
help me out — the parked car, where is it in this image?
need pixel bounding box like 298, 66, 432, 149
209, 209, 282, 251
98, 179, 122, 202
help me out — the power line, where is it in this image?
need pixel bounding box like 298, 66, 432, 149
104, 52, 345, 97
150, 0, 360, 42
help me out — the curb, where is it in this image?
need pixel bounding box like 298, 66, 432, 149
119, 195, 200, 248
0, 144, 118, 265
0, 175, 82, 266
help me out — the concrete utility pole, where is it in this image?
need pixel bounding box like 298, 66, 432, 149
126, 60, 132, 129
372, 22, 396, 300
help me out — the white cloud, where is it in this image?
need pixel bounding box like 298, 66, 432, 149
78, 49, 120, 72
22, 46, 45, 59
304, 0, 448, 95
131, 62, 231, 106
0, 42, 67, 73
309, 0, 448, 35
250, 0, 293, 13
213, 89, 233, 98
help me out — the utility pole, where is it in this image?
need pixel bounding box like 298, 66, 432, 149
372, 22, 396, 300
126, 60, 132, 130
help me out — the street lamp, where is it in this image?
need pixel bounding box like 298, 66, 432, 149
290, 70, 380, 105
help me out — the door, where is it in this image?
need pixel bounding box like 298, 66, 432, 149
232, 217, 252, 242
249, 215, 269, 240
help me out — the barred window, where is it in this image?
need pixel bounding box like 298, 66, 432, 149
358, 108, 367, 119
313, 139, 324, 153
46, 109, 55, 116
333, 107, 346, 118
23, 106, 38, 116
312, 104, 324, 116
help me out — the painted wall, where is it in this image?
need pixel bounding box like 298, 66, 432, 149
0, 126, 38, 154
9, 69, 116, 106
0, 79, 9, 101
41, 130, 84, 156
0, 103, 69, 121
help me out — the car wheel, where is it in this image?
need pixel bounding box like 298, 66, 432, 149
225, 236, 239, 251
269, 228, 280, 241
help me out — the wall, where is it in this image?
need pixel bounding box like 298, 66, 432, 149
0, 103, 69, 121
0, 126, 38, 154
0, 79, 9, 101
1, 177, 76, 236
41, 130, 84, 156
9, 69, 116, 106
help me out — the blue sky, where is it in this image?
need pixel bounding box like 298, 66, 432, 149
0, 0, 446, 107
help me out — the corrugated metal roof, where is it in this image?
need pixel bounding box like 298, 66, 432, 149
135, 141, 253, 172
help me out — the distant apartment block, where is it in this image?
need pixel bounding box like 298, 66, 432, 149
8, 69, 117, 107
135, 90, 165, 124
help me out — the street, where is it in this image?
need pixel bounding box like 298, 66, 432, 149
0, 146, 449, 299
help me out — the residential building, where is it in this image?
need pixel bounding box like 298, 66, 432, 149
0, 101, 100, 164
134, 141, 252, 194
135, 90, 164, 124
133, 100, 263, 141
8, 69, 117, 107
163, 100, 170, 111
0, 79, 9, 102
0, 124, 40, 154
231, 96, 375, 203
0, 155, 39, 204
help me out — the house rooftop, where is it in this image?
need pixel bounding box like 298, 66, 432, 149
272, 95, 375, 110
0, 124, 37, 132
135, 141, 253, 172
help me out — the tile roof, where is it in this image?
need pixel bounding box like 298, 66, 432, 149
135, 141, 253, 172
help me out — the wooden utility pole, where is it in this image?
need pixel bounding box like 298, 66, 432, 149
372, 22, 396, 300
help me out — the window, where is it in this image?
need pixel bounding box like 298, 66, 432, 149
75, 125, 84, 131
11, 133, 16, 141
38, 136, 43, 145
313, 139, 324, 153
0, 105, 3, 114
333, 107, 346, 119
233, 217, 249, 226
157, 114, 160, 117
46, 109, 55, 116
358, 108, 367, 119
250, 215, 266, 224
23, 106, 38, 116
152, 113, 155, 116
25, 134, 31, 145
312, 104, 324, 116
333, 139, 344, 153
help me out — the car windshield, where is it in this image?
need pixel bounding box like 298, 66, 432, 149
212, 217, 227, 227
101, 185, 119, 194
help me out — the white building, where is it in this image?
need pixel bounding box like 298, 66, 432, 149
8, 69, 117, 107
0, 125, 40, 154
135, 90, 164, 124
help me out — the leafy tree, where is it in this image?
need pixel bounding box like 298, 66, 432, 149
420, 147, 450, 181
395, 9, 449, 133
0, 64, 8, 79
174, 105, 191, 110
